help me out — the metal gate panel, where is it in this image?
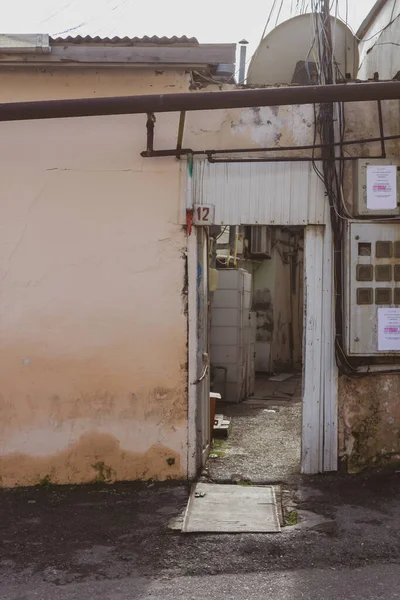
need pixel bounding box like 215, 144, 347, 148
193, 161, 327, 226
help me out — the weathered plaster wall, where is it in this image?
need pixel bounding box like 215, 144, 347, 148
339, 376, 400, 473
0, 68, 190, 486
251, 259, 275, 373
0, 68, 317, 486
243, 229, 303, 373
270, 231, 303, 372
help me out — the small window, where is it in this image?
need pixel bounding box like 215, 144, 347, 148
376, 241, 393, 258
395, 288, 400, 305
356, 264, 373, 281
394, 241, 400, 258
358, 242, 371, 257
394, 265, 400, 281
375, 264, 392, 282
357, 288, 373, 305
376, 288, 392, 305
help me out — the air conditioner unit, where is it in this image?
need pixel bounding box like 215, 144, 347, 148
250, 226, 272, 257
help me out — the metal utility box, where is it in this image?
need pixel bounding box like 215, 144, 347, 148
354, 158, 400, 217
210, 269, 254, 403
345, 221, 400, 355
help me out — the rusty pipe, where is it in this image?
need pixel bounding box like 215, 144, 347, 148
145, 113, 155, 153
2, 81, 400, 122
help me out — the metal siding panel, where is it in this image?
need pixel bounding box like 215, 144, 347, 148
302, 225, 324, 474
193, 161, 326, 225
308, 161, 326, 224
322, 212, 339, 472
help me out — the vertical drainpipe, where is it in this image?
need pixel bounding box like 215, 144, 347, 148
186, 153, 194, 212
238, 39, 249, 84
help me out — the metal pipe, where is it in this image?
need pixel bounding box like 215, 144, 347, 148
186, 153, 194, 210
141, 133, 400, 159
145, 113, 155, 153
176, 111, 186, 159
238, 40, 249, 84
377, 100, 386, 158
208, 155, 387, 163
2, 81, 400, 122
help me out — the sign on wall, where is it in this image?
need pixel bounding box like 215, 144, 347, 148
193, 204, 215, 225
378, 308, 400, 352
367, 165, 397, 210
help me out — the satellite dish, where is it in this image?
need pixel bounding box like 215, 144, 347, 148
247, 13, 359, 86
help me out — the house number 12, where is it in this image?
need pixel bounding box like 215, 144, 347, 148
193, 204, 215, 225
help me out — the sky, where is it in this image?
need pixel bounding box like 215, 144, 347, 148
2, 0, 376, 59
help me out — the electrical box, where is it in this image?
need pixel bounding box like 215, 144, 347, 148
354, 158, 400, 217
250, 226, 272, 257
345, 221, 400, 355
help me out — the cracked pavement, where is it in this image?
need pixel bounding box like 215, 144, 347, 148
0, 472, 399, 599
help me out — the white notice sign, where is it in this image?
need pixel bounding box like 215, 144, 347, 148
378, 308, 400, 352
367, 165, 397, 210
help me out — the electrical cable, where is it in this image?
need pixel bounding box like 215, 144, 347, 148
40, 0, 77, 24
309, 0, 400, 377
227, 0, 286, 85
275, 0, 285, 27
347, 9, 400, 43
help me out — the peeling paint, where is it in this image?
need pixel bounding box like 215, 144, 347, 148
0, 67, 190, 487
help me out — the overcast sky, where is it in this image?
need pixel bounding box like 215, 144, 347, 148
2, 0, 376, 57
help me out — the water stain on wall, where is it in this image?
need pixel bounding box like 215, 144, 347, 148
0, 433, 182, 488
253, 288, 274, 342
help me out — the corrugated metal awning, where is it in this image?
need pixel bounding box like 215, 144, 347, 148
0, 33, 235, 69
50, 35, 199, 46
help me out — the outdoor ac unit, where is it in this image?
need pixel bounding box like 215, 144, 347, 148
250, 226, 272, 256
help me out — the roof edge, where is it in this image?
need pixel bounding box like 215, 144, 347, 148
0, 38, 236, 69
356, 0, 389, 40
49, 34, 200, 46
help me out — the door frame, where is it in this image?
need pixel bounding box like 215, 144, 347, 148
187, 222, 338, 478
187, 226, 199, 479
302, 224, 338, 473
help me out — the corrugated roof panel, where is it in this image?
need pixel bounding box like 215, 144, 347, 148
193, 161, 326, 225
50, 35, 199, 45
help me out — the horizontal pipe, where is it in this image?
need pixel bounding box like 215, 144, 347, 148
208, 155, 383, 163
141, 133, 400, 159
141, 148, 193, 157
202, 133, 400, 155
2, 81, 400, 122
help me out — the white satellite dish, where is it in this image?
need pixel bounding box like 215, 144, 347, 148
247, 13, 359, 86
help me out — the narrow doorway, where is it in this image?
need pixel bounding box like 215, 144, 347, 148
207, 225, 304, 483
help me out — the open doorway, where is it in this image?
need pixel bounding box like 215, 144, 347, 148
207, 225, 304, 483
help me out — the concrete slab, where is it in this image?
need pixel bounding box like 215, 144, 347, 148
182, 483, 281, 533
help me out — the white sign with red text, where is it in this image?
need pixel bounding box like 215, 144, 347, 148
367, 165, 397, 210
